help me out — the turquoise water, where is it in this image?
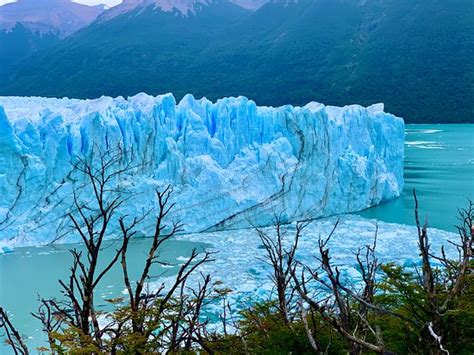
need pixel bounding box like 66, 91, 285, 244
359, 124, 474, 232
0, 123, 472, 351
0, 238, 209, 350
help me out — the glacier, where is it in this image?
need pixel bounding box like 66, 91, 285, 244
0, 93, 404, 246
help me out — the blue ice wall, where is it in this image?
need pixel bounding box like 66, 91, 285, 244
0, 94, 404, 246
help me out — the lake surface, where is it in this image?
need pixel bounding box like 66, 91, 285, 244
0, 238, 210, 351
359, 124, 474, 232
0, 123, 472, 351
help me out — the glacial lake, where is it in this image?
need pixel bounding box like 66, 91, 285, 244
0, 124, 472, 351
359, 124, 474, 230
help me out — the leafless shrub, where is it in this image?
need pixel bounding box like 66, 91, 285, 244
256, 217, 309, 324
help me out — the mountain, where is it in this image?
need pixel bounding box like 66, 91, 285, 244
98, 0, 267, 20
0, 0, 106, 36
0, 0, 105, 80
1, 0, 472, 123
0, 0, 252, 90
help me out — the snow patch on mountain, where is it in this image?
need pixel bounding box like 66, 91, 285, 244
99, 0, 266, 19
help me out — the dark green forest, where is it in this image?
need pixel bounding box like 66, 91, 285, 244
0, 23, 60, 81
1, 0, 473, 123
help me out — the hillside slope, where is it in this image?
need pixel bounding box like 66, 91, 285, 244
0, 24, 60, 81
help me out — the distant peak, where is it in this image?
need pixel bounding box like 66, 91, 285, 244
0, 0, 106, 36
102, 0, 268, 19
118, 0, 211, 16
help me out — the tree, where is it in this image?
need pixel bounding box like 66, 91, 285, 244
109, 185, 216, 352
378, 191, 474, 354
30, 149, 136, 350
291, 191, 474, 354
30, 149, 217, 353
0, 308, 29, 355
256, 217, 309, 325
291, 220, 393, 354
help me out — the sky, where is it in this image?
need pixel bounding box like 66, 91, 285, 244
0, 0, 123, 6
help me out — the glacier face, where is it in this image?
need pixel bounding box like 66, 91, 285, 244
0, 93, 404, 246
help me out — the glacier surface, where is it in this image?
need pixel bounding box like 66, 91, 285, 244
0, 94, 404, 246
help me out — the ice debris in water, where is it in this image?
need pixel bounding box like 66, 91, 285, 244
162, 216, 457, 321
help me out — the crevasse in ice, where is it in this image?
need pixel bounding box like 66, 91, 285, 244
0, 93, 404, 246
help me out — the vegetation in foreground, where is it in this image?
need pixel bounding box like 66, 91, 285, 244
0, 151, 473, 354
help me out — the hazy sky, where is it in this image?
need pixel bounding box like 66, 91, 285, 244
0, 0, 123, 6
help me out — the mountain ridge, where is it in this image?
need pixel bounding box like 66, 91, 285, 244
0, 0, 108, 83
97, 0, 268, 20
